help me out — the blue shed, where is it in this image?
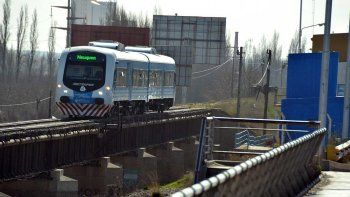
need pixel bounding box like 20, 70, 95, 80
281, 52, 341, 140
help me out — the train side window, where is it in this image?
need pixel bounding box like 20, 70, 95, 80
150, 71, 156, 87
156, 71, 163, 86
164, 72, 175, 86
150, 71, 162, 87
114, 68, 127, 87
141, 70, 147, 87
133, 69, 147, 87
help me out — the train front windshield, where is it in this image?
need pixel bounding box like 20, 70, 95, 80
63, 52, 106, 92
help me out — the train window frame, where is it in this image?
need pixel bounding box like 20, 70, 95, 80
132, 69, 148, 87
150, 70, 163, 87
164, 71, 175, 86
63, 51, 106, 92
113, 67, 127, 88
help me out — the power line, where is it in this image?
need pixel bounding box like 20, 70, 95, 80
192, 58, 232, 74
252, 62, 269, 86
192, 58, 232, 79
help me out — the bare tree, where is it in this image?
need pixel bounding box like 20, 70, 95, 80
103, 1, 151, 28
120, 7, 128, 26
39, 55, 45, 79
7, 45, 14, 79
105, 1, 117, 26
15, 5, 28, 81
28, 9, 38, 78
0, 0, 11, 77
47, 23, 56, 80
153, 5, 162, 15
289, 30, 306, 54
143, 15, 151, 28
269, 31, 283, 88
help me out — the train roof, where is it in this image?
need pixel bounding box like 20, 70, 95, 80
62, 46, 175, 65
141, 53, 176, 65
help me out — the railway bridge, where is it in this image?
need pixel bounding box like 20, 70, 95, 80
1, 109, 348, 196
0, 108, 213, 196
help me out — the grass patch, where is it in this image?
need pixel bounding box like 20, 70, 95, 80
161, 172, 194, 190
187, 97, 277, 118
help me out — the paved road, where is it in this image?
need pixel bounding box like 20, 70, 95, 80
306, 171, 350, 196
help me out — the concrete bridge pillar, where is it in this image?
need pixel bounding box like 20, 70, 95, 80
64, 157, 123, 196
147, 142, 185, 184
175, 136, 198, 171
111, 148, 158, 192
0, 169, 78, 197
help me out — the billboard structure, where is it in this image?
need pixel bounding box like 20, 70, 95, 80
151, 15, 227, 87
71, 24, 150, 47
155, 45, 192, 86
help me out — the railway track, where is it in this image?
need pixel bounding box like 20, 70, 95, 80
0, 118, 60, 129
0, 108, 210, 141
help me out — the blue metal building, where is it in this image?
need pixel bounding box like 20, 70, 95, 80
281, 52, 342, 140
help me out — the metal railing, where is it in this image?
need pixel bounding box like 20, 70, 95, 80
334, 140, 350, 161
172, 127, 326, 197
234, 130, 274, 148
194, 117, 320, 183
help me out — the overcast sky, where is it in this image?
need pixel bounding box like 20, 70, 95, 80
0, 0, 349, 57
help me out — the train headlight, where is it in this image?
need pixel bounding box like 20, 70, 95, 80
63, 90, 68, 93
105, 86, 111, 91
98, 91, 103, 95
57, 84, 62, 88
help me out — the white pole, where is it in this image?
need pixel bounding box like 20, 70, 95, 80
298, 0, 303, 53
318, 0, 332, 147
342, 14, 350, 140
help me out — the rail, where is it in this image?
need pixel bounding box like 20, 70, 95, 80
172, 127, 326, 197
0, 108, 209, 142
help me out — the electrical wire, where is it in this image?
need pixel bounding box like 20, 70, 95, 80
192, 58, 232, 80
252, 63, 269, 86
192, 58, 232, 74
0, 97, 51, 107
192, 63, 224, 74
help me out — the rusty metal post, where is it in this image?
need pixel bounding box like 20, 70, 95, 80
263, 50, 272, 133
48, 90, 52, 118
36, 98, 40, 119
236, 47, 244, 117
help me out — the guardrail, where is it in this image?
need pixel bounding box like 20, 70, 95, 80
172, 127, 326, 197
194, 117, 320, 183
234, 130, 274, 148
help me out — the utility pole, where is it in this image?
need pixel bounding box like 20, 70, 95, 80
319, 0, 332, 153
67, 0, 71, 47
341, 14, 350, 140
48, 90, 52, 118
298, 0, 303, 53
51, 0, 71, 48
236, 46, 244, 117
52, 0, 85, 48
230, 52, 235, 98
231, 32, 239, 98
263, 49, 272, 132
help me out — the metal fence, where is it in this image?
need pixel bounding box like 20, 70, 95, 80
234, 130, 274, 148
172, 117, 325, 197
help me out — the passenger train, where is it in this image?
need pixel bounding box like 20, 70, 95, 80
55, 42, 176, 117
